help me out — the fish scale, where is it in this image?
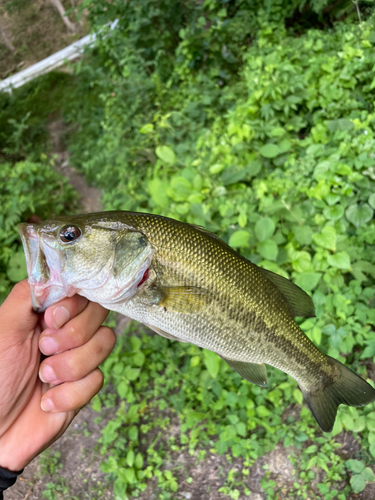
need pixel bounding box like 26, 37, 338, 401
18, 210, 375, 432
117, 214, 321, 374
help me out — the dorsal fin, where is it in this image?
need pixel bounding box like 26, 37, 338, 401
192, 224, 223, 241
258, 267, 315, 318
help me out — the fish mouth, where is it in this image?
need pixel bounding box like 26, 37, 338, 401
18, 223, 69, 312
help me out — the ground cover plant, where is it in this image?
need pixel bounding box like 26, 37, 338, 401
64, 0, 375, 497
1, 0, 375, 498
0, 72, 79, 302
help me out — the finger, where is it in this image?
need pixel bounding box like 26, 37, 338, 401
0, 280, 38, 340
41, 369, 104, 412
39, 326, 116, 384
42, 294, 89, 330
39, 301, 109, 356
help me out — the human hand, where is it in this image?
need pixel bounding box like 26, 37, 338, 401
0, 280, 116, 472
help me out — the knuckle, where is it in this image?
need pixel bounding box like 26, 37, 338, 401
67, 322, 87, 346
94, 368, 104, 389
64, 354, 80, 379
102, 326, 117, 347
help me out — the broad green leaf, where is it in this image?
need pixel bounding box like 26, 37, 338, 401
117, 381, 129, 398
346, 459, 365, 474
156, 145, 176, 165
270, 127, 285, 137
220, 425, 237, 442
148, 178, 169, 207
229, 230, 251, 248
294, 226, 313, 245
247, 161, 262, 177
294, 272, 322, 292
254, 217, 275, 241
362, 468, 375, 482
314, 161, 331, 181
293, 388, 303, 404
203, 350, 220, 378
292, 251, 312, 273
327, 252, 351, 269
139, 123, 154, 134
360, 341, 375, 359
278, 139, 291, 152
238, 213, 247, 228
350, 474, 366, 494
336, 163, 353, 176
236, 422, 246, 437
323, 205, 344, 221
257, 240, 278, 261
114, 478, 127, 497
259, 144, 280, 158
134, 453, 144, 470
345, 203, 374, 228
168, 176, 193, 201
7, 252, 27, 282
312, 226, 336, 251
369, 193, 375, 209
128, 426, 138, 440
126, 450, 135, 467
125, 367, 140, 381
305, 445, 318, 454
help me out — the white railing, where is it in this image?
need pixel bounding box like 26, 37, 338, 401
0, 19, 118, 93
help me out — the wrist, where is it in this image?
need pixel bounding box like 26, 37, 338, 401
0, 446, 29, 472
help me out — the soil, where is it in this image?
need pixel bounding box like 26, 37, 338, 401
0, 0, 89, 79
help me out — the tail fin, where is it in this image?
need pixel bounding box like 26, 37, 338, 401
301, 357, 375, 432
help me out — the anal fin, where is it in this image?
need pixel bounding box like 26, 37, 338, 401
222, 357, 268, 387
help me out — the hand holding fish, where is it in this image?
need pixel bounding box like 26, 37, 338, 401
0, 280, 115, 472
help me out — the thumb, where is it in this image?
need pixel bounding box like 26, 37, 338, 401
0, 280, 39, 342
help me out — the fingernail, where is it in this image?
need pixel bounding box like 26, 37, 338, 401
52, 306, 70, 329
41, 398, 55, 412
39, 364, 56, 383
39, 337, 59, 355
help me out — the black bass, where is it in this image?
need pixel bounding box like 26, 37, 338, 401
18, 211, 375, 432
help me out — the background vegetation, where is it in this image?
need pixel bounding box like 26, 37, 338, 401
1, 0, 375, 498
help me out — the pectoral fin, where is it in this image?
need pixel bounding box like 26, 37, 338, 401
222, 357, 268, 387
149, 285, 211, 313
144, 323, 188, 343
258, 267, 315, 318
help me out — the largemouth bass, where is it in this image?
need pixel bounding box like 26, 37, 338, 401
18, 211, 375, 432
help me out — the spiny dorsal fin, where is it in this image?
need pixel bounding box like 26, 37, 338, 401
192, 224, 222, 241
151, 286, 211, 314
258, 267, 315, 318
221, 357, 268, 387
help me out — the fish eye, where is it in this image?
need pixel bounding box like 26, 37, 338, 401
60, 225, 82, 243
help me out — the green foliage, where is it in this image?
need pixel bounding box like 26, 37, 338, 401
1, 0, 375, 497
0, 159, 77, 301
60, 1, 375, 497
346, 459, 375, 493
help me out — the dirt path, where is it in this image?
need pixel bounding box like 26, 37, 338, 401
48, 119, 102, 213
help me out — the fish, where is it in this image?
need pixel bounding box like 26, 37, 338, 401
18, 211, 375, 432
